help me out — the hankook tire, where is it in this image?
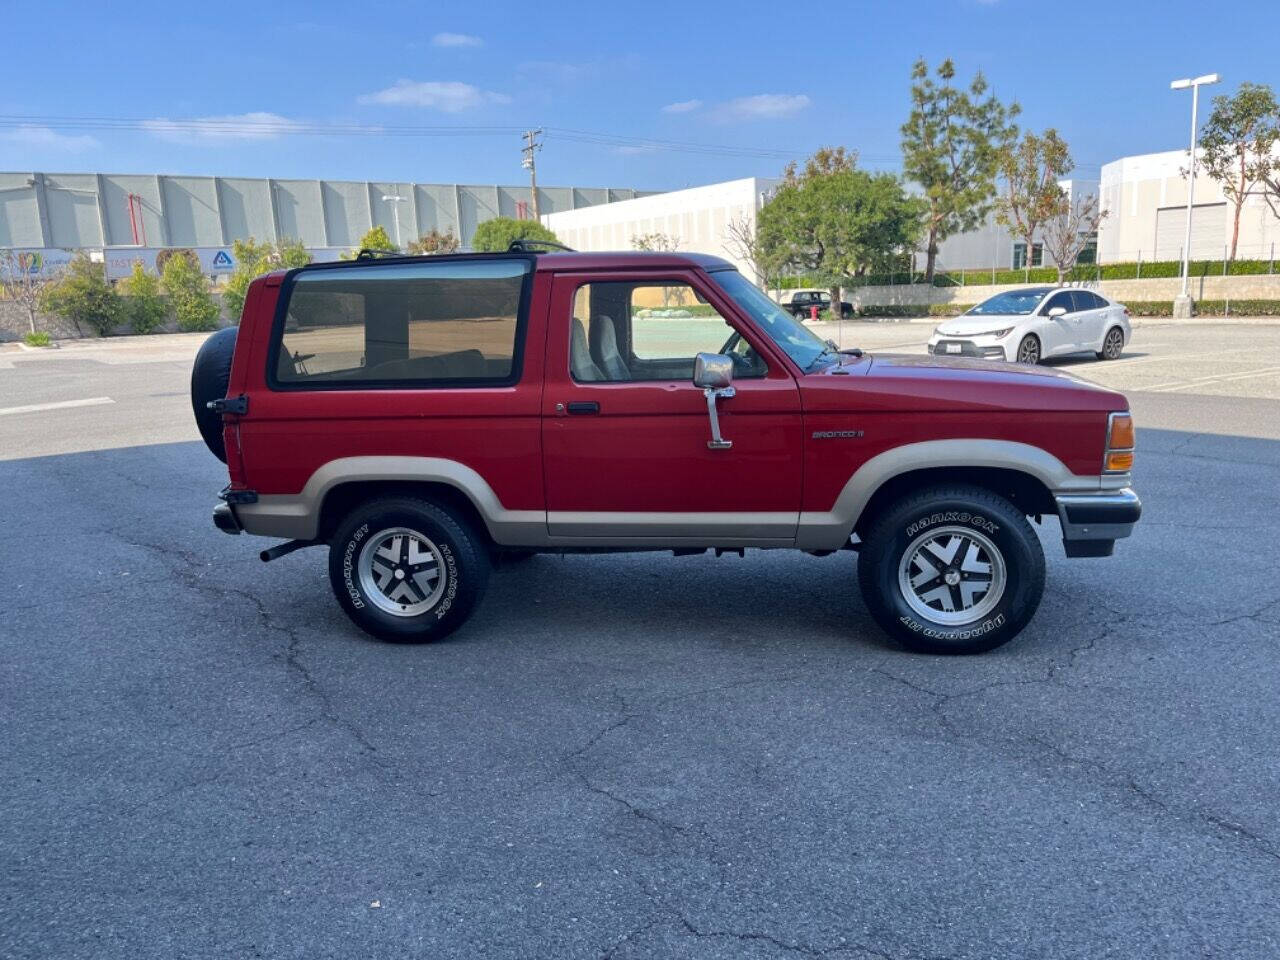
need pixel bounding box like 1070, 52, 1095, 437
328, 497, 490, 643
857, 485, 1045, 654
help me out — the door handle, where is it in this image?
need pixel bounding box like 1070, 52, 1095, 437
566, 401, 600, 415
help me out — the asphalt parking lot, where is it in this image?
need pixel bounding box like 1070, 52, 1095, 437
2, 323, 1277, 959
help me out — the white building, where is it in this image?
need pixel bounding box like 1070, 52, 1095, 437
541, 177, 779, 280
1098, 148, 1280, 264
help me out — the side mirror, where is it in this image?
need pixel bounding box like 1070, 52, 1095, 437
693, 352, 734, 390
1048, 306, 1068, 319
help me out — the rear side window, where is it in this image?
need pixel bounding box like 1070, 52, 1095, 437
272, 259, 530, 387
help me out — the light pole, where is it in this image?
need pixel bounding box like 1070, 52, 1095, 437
380, 193, 407, 250
1170, 72, 1220, 317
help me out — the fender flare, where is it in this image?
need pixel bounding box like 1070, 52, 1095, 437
795, 439, 1099, 550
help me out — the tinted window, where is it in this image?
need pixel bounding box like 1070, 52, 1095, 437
273, 259, 529, 386
968, 289, 1051, 316
1041, 292, 1075, 315
1068, 291, 1093, 313
570, 281, 766, 383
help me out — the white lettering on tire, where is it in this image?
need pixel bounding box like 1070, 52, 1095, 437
905, 511, 999, 538
342, 523, 369, 609
898, 612, 1006, 640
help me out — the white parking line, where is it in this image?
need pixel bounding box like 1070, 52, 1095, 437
0, 397, 115, 417
1144, 367, 1280, 392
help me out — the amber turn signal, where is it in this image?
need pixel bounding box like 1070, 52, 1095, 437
1108, 413, 1135, 451
1105, 450, 1135, 471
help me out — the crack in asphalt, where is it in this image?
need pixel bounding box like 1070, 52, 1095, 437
102, 526, 387, 770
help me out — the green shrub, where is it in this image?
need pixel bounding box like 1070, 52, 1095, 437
38, 253, 123, 336
224, 237, 312, 320
471, 217, 560, 253
1120, 298, 1280, 317
23, 331, 51, 347
162, 251, 220, 332
117, 261, 168, 334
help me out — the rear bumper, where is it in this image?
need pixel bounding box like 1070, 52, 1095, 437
1054, 487, 1141, 557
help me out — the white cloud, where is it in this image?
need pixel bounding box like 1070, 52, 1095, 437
0, 125, 99, 152
431, 32, 482, 47
357, 80, 511, 112
716, 93, 811, 121
660, 99, 703, 114
143, 112, 301, 142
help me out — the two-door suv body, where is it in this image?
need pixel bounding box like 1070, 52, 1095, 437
193, 247, 1141, 654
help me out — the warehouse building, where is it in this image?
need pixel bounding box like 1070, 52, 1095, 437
0, 171, 651, 276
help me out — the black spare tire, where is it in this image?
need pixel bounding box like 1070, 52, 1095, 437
190, 326, 238, 463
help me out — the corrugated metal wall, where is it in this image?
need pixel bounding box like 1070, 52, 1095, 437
0, 172, 648, 251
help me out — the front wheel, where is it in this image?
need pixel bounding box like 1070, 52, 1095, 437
1016, 334, 1041, 364
857, 485, 1045, 654
328, 497, 490, 643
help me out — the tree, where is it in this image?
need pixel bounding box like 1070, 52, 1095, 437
901, 58, 1019, 282
1042, 191, 1108, 284
406, 228, 461, 255
161, 251, 219, 332
630, 232, 680, 252
224, 237, 312, 319
722, 216, 773, 290
471, 216, 559, 252
341, 225, 398, 259
758, 150, 923, 310
0, 250, 52, 336
39, 252, 123, 336
995, 129, 1072, 279
118, 261, 168, 334
1199, 82, 1280, 261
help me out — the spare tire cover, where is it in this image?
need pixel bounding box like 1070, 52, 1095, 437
190, 326, 239, 463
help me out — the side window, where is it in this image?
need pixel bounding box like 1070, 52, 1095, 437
1041, 292, 1073, 315
1086, 292, 1108, 310
273, 259, 529, 387
1068, 291, 1092, 313
570, 281, 766, 383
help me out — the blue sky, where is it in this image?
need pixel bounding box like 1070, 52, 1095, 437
1, 0, 1274, 190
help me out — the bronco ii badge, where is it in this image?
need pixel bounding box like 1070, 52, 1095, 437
812, 430, 864, 439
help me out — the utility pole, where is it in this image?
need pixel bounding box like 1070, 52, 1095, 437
521, 129, 543, 219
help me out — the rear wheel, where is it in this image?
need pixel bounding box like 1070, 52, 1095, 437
857, 485, 1045, 654
1097, 326, 1124, 360
1016, 334, 1041, 364
328, 497, 490, 643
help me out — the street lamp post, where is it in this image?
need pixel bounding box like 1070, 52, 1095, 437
380, 193, 407, 250
1170, 72, 1220, 318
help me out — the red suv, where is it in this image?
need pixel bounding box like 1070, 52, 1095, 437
192, 246, 1140, 654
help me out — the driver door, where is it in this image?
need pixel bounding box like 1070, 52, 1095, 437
540, 270, 803, 542
1037, 290, 1078, 357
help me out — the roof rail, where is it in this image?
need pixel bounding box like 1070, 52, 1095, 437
507, 238, 575, 253
353, 248, 403, 260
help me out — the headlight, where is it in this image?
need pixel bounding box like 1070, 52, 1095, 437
974, 327, 1014, 338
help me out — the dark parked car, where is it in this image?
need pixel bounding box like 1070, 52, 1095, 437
785, 289, 854, 320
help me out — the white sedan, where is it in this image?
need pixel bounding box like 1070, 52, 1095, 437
928, 287, 1132, 364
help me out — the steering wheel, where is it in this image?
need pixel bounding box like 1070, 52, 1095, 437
717, 330, 763, 376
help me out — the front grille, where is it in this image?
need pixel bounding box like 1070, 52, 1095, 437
932, 339, 981, 357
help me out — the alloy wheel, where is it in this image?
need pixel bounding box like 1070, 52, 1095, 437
357, 527, 447, 617
897, 525, 1008, 626
1104, 328, 1123, 359
1017, 336, 1040, 364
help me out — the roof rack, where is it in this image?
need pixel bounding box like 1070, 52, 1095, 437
507, 239, 575, 253
353, 248, 403, 260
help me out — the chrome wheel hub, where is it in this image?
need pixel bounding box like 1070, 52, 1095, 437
897, 525, 1007, 626
357, 527, 446, 617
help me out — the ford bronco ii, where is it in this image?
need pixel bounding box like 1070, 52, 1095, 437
192, 246, 1140, 654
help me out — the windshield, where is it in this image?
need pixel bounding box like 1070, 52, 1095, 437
712, 271, 831, 370
967, 289, 1050, 316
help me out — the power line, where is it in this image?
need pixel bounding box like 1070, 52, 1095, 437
0, 114, 802, 161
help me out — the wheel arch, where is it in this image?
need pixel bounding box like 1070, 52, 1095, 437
797, 439, 1090, 550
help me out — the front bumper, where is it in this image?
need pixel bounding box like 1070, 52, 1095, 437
928, 336, 1011, 360
1054, 487, 1141, 557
